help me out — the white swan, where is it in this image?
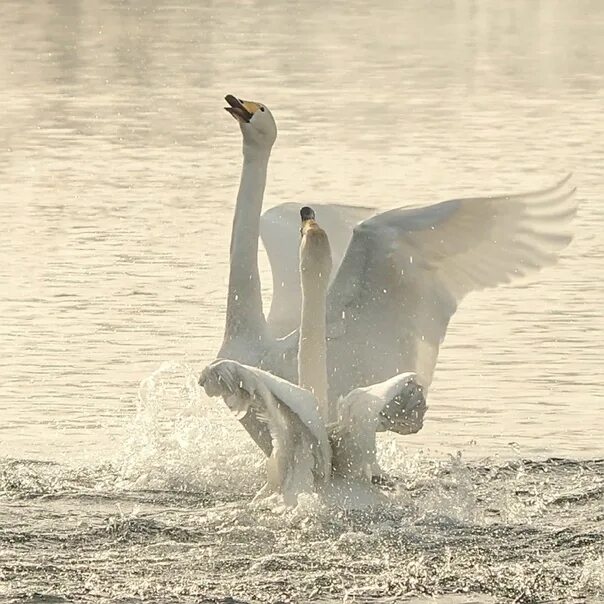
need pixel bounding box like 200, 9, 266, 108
217, 94, 577, 452
200, 208, 426, 501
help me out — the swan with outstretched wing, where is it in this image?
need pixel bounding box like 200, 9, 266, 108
200, 208, 426, 502
216, 94, 576, 452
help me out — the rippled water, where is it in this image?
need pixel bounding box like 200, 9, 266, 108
1, 0, 603, 602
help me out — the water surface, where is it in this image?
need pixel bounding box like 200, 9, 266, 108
1, 1, 603, 602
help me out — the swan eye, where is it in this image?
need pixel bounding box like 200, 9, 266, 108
260, 106, 265, 112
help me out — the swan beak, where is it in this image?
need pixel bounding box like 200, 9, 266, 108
224, 94, 259, 123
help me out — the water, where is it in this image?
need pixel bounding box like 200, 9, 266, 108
1, 0, 603, 601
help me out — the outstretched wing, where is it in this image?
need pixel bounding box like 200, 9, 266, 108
260, 203, 374, 337
199, 359, 331, 482
325, 175, 577, 394
330, 372, 426, 480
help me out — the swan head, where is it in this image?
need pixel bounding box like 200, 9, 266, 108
300, 206, 315, 222
225, 94, 277, 151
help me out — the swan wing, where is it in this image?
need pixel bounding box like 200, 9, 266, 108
199, 359, 331, 481
366, 373, 427, 435
260, 203, 374, 337
330, 373, 426, 479
325, 175, 577, 391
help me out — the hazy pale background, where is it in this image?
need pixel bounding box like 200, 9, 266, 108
1, 0, 602, 462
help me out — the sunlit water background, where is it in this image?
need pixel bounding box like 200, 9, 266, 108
1, 1, 603, 602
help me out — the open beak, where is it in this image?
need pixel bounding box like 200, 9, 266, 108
224, 94, 260, 123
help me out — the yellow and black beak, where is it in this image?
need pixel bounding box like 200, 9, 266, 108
224, 94, 261, 123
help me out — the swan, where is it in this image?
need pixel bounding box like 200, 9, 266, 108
200, 207, 426, 502
217, 94, 577, 453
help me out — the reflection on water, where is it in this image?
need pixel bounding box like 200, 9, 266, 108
1, 0, 603, 462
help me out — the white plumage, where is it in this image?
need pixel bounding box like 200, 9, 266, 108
201, 205, 427, 503
200, 359, 331, 504
262, 174, 576, 392
330, 372, 426, 482
211, 94, 576, 469
260, 202, 374, 338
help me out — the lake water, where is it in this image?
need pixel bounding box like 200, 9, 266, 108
1, 1, 603, 602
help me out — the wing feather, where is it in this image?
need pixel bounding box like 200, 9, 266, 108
330, 373, 427, 480
325, 175, 577, 392
199, 360, 331, 482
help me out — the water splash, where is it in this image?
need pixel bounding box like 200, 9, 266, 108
2, 365, 602, 603
118, 361, 264, 497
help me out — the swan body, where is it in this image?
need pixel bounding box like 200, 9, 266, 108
200, 208, 427, 502
217, 94, 577, 453
200, 359, 426, 501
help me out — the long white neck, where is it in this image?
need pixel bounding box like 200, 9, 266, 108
222, 146, 270, 350
298, 230, 331, 424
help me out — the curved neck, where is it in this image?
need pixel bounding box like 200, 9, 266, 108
223, 147, 270, 349
298, 271, 329, 424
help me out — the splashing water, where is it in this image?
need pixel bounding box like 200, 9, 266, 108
119, 361, 265, 497
2, 364, 602, 603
